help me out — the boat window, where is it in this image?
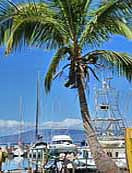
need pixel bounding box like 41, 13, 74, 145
53, 140, 72, 144
107, 152, 112, 157
115, 152, 118, 158
53, 141, 60, 144
83, 151, 89, 158
100, 104, 109, 110
29, 153, 32, 158
33, 153, 36, 158
38, 152, 41, 159
79, 151, 82, 155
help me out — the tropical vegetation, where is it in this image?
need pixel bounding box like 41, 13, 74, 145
0, 0, 132, 172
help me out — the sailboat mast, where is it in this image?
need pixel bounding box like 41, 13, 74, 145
18, 96, 23, 145
35, 72, 40, 141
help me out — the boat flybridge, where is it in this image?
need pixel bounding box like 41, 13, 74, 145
49, 135, 77, 154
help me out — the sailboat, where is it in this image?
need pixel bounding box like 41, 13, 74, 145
27, 73, 47, 169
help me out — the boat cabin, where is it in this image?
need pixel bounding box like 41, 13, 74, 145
49, 135, 77, 155
51, 135, 73, 144
28, 142, 48, 168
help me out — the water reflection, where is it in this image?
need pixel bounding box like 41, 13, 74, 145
2, 157, 34, 172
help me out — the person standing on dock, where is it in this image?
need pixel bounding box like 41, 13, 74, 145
0, 147, 2, 173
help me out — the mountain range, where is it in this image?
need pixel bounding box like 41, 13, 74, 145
0, 129, 86, 145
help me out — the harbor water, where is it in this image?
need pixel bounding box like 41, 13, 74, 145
2, 157, 98, 173
2, 157, 36, 173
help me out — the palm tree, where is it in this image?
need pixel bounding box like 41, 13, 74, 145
0, 0, 132, 172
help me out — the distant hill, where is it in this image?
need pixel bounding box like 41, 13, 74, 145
0, 129, 86, 145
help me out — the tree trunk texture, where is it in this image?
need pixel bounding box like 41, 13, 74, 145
77, 74, 121, 173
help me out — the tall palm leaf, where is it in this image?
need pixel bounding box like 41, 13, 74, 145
0, 0, 132, 172
45, 47, 71, 92
80, 0, 132, 47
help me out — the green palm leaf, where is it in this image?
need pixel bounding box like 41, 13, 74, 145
114, 19, 132, 39
52, 0, 74, 39
0, 1, 69, 53
84, 50, 132, 80
45, 47, 71, 92
5, 16, 68, 54
80, 0, 132, 47
52, 0, 93, 40
0, 0, 132, 171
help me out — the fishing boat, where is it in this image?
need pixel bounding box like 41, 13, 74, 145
75, 79, 128, 170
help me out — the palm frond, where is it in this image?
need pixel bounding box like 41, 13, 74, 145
52, 0, 74, 39
5, 16, 68, 54
53, 64, 70, 80
76, 0, 93, 37
52, 0, 93, 40
114, 19, 132, 39
80, 0, 132, 47
0, 0, 16, 45
44, 47, 71, 92
88, 66, 100, 81
0, 1, 69, 53
84, 50, 132, 81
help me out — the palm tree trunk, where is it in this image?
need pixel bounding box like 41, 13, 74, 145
77, 74, 120, 173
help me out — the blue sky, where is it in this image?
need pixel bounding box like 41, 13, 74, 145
0, 35, 132, 136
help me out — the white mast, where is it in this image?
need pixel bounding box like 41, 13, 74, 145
18, 96, 24, 145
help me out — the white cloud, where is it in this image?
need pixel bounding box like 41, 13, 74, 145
41, 118, 83, 129
0, 120, 33, 136
0, 120, 32, 128
0, 118, 83, 136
